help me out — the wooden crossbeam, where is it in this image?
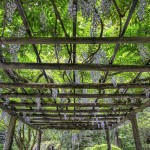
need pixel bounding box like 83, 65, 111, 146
1, 37, 150, 44
30, 122, 115, 125
41, 126, 104, 130
24, 114, 126, 118
0, 93, 146, 99
30, 120, 118, 123
40, 123, 113, 130
0, 102, 140, 107
15, 108, 130, 113
0, 82, 149, 89
0, 62, 149, 72
30, 117, 119, 121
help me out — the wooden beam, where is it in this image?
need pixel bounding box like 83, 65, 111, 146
1, 37, 150, 44
0, 82, 149, 89
130, 114, 142, 150
0, 62, 150, 72
30, 117, 119, 121
37, 131, 42, 150
106, 128, 112, 150
41, 126, 105, 130
31, 123, 115, 126
25, 114, 125, 118
15, 108, 129, 113
3, 116, 17, 150
30, 120, 117, 124
1, 102, 140, 107
0, 93, 146, 99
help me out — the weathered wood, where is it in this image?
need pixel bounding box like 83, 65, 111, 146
41, 126, 105, 130
15, 108, 129, 113
3, 116, 17, 150
1, 37, 150, 44
0, 82, 149, 89
106, 128, 112, 150
31, 123, 114, 127
25, 114, 125, 118
0, 62, 150, 72
130, 114, 142, 150
30, 117, 119, 121
37, 131, 42, 150
1, 102, 139, 107
114, 129, 122, 148
30, 120, 117, 124
0, 93, 146, 99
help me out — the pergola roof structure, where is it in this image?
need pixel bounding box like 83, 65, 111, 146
0, 0, 149, 133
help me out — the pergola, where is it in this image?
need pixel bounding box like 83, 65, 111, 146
0, 0, 149, 150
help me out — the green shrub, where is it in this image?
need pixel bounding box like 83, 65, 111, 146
84, 144, 121, 150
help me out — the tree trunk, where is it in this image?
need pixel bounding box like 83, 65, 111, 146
3, 116, 17, 150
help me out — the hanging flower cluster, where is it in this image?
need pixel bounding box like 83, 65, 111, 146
94, 49, 108, 64
0, 75, 3, 95
6, 0, 17, 22
23, 112, 26, 118
138, 44, 150, 62
4, 113, 10, 125
82, 51, 88, 61
75, 70, 80, 83
101, 0, 112, 16
68, 0, 77, 18
9, 44, 20, 62
17, 26, 26, 37
101, 121, 105, 130
17, 121, 23, 131
64, 113, 67, 120
36, 98, 41, 111
90, 71, 100, 83
145, 89, 150, 98
90, 49, 108, 83
52, 88, 58, 99
111, 77, 117, 87
137, 0, 147, 20
55, 44, 61, 58
72, 133, 78, 144
78, 0, 97, 19
40, 10, 47, 30
9, 26, 26, 62
90, 12, 100, 37
0, 111, 7, 121
25, 117, 30, 123
82, 89, 88, 103
3, 98, 10, 105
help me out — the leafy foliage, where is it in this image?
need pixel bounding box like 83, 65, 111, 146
85, 144, 121, 150
0, 0, 149, 149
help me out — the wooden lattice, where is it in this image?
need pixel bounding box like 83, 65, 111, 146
0, 0, 149, 132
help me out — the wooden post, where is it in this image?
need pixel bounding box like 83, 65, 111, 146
130, 114, 143, 150
114, 129, 122, 148
106, 128, 111, 150
3, 116, 17, 150
37, 131, 42, 150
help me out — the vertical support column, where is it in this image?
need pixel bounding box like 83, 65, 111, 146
130, 114, 142, 150
114, 129, 122, 148
106, 128, 111, 150
3, 116, 17, 150
37, 131, 42, 150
